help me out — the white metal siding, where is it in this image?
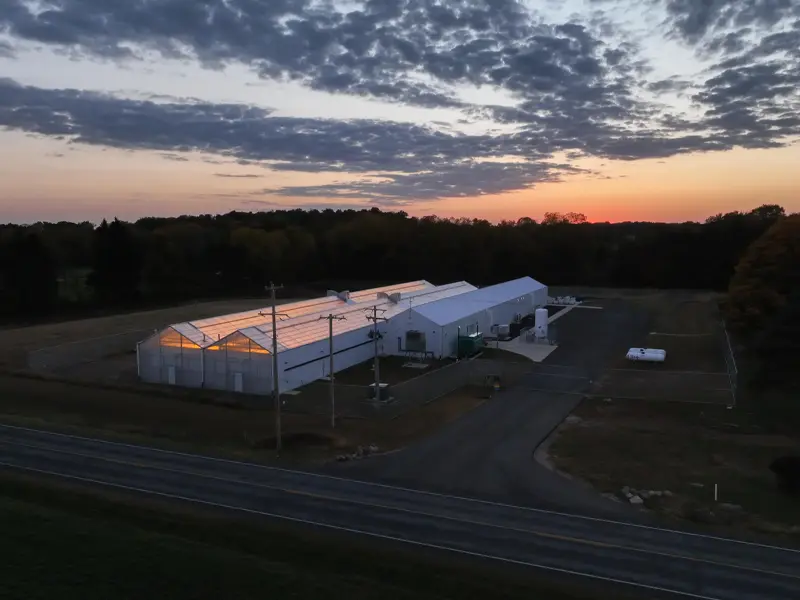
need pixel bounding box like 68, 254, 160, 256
280, 325, 376, 392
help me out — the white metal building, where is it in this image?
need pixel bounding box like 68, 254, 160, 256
136, 276, 546, 394
137, 280, 472, 394
385, 276, 548, 359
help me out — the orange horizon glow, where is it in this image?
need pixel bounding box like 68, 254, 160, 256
1, 132, 798, 225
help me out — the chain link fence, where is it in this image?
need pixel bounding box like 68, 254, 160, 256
719, 319, 739, 407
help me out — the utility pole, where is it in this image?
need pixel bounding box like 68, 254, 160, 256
365, 306, 388, 401
261, 283, 287, 455
318, 313, 346, 428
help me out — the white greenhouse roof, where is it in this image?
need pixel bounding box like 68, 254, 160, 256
159, 280, 469, 351
187, 296, 347, 344
380, 281, 477, 320
348, 280, 433, 303
248, 280, 475, 351
175, 281, 434, 347
411, 276, 545, 326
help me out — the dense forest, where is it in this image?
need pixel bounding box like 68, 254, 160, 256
0, 204, 791, 319
1, 203, 797, 388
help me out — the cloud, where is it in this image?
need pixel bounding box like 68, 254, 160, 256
159, 153, 190, 162
0, 0, 653, 118
262, 160, 589, 203
0, 76, 573, 199
1, 1, 800, 202
653, 0, 799, 44
214, 173, 263, 179
0, 39, 15, 58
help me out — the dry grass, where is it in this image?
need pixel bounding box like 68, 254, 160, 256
547, 291, 800, 536
549, 397, 800, 536
590, 294, 732, 403
0, 297, 302, 366
333, 355, 457, 386
0, 373, 485, 465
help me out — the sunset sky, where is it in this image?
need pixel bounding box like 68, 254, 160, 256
1, 0, 799, 224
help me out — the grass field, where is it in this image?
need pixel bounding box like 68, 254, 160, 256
333, 355, 457, 385
547, 292, 799, 535
549, 397, 800, 536
589, 293, 733, 403
0, 472, 647, 600
0, 297, 301, 367
0, 373, 486, 464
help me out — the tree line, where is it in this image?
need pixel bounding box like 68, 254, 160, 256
0, 204, 790, 321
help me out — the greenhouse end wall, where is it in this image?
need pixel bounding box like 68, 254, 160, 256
137, 328, 272, 394
138, 328, 203, 387
203, 332, 273, 395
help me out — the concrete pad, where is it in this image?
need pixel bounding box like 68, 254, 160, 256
493, 338, 559, 362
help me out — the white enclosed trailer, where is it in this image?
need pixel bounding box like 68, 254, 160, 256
626, 347, 667, 363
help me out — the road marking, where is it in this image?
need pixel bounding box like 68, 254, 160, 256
0, 460, 726, 600
3, 438, 799, 581
607, 368, 729, 376
0, 422, 798, 556
0, 440, 623, 554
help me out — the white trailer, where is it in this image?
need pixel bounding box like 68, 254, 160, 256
626, 347, 667, 363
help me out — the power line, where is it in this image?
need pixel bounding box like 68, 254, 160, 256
318, 313, 346, 428
365, 305, 388, 402
260, 282, 288, 455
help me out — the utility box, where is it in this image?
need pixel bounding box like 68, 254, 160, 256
458, 332, 484, 358
368, 383, 392, 402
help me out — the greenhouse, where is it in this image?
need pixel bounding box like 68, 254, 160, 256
136, 280, 452, 394
136, 277, 547, 395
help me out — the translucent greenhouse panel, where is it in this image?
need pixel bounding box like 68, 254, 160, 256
224, 331, 270, 355
157, 327, 202, 387
136, 332, 162, 383
203, 340, 228, 390
204, 332, 272, 394
246, 352, 273, 395
158, 327, 199, 350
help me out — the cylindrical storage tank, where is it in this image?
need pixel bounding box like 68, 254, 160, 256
534, 307, 548, 339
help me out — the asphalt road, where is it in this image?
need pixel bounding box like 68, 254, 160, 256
1, 423, 799, 600
332, 299, 652, 516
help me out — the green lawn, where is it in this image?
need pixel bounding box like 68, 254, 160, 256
0, 474, 644, 600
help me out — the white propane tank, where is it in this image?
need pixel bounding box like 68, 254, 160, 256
626, 348, 667, 363
534, 307, 548, 338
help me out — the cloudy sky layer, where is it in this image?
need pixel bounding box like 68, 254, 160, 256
1, 0, 799, 224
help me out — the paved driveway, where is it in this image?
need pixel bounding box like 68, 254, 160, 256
328, 299, 653, 518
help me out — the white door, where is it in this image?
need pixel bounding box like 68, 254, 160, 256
233, 372, 243, 393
